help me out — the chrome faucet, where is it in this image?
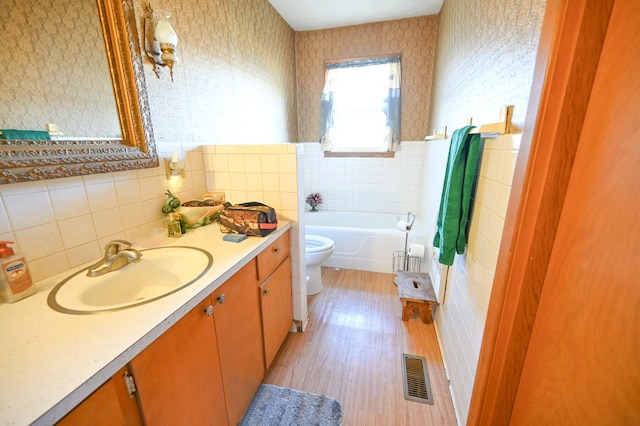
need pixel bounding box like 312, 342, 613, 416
86, 240, 142, 277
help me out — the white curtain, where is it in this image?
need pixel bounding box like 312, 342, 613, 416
319, 56, 401, 152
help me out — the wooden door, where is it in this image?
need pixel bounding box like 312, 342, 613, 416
129, 296, 228, 426
510, 0, 640, 422
260, 256, 293, 369
57, 366, 142, 425
211, 259, 265, 425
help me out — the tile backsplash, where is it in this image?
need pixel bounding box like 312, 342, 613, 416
0, 149, 207, 283
0, 143, 308, 325
203, 144, 300, 220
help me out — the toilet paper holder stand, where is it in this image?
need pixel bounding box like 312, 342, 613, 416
393, 212, 421, 274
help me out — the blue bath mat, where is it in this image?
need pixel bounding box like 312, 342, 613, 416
239, 384, 343, 425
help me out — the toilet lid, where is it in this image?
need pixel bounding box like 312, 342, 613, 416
305, 235, 335, 253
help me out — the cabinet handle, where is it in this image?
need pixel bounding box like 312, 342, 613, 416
204, 305, 214, 316
263, 288, 271, 296
273, 247, 281, 253
216, 294, 226, 304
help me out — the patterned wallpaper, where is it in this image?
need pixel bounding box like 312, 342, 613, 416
295, 15, 438, 142
1, 0, 297, 144
428, 0, 546, 133
138, 0, 297, 145
1, 0, 120, 137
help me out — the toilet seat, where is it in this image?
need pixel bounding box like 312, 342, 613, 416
305, 235, 335, 253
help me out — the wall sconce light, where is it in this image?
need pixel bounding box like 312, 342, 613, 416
142, 3, 179, 81
165, 151, 185, 179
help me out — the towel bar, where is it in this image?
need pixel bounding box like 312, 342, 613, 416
424, 105, 514, 140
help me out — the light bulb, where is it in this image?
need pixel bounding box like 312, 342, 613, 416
155, 14, 178, 47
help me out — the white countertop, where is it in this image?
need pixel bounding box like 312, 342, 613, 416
0, 221, 291, 426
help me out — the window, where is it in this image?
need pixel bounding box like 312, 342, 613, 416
319, 56, 401, 155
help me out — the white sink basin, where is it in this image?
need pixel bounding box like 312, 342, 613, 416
48, 246, 213, 314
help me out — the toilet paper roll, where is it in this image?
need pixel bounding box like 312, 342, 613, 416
407, 243, 425, 258
396, 220, 411, 232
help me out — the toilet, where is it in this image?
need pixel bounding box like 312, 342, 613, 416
305, 234, 335, 295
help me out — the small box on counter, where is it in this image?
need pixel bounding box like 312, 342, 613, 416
223, 233, 248, 243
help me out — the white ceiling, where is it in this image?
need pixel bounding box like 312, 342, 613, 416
267, 0, 443, 31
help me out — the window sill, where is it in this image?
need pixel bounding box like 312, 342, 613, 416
323, 151, 395, 158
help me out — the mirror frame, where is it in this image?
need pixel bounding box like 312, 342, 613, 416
0, 0, 158, 185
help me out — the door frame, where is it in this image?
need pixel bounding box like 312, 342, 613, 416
467, 0, 616, 423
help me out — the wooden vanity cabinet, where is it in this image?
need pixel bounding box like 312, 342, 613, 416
57, 366, 142, 426
256, 231, 293, 369
60, 230, 293, 425
210, 259, 265, 425
128, 295, 228, 425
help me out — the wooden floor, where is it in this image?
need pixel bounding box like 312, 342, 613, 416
264, 268, 457, 425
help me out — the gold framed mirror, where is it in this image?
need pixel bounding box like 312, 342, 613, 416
0, 0, 158, 185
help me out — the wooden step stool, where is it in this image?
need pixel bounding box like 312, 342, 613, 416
396, 271, 438, 324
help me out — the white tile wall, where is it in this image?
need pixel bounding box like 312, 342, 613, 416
0, 148, 208, 283
425, 134, 520, 424
0, 142, 307, 324
302, 141, 427, 215
203, 144, 300, 221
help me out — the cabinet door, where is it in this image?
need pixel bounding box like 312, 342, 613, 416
211, 260, 264, 425
129, 296, 228, 426
57, 366, 142, 426
260, 256, 293, 369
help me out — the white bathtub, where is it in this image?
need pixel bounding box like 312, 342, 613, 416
304, 211, 426, 274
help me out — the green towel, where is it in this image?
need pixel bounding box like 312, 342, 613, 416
0, 129, 51, 140
433, 125, 481, 265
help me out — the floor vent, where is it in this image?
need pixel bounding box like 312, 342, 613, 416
401, 353, 434, 405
